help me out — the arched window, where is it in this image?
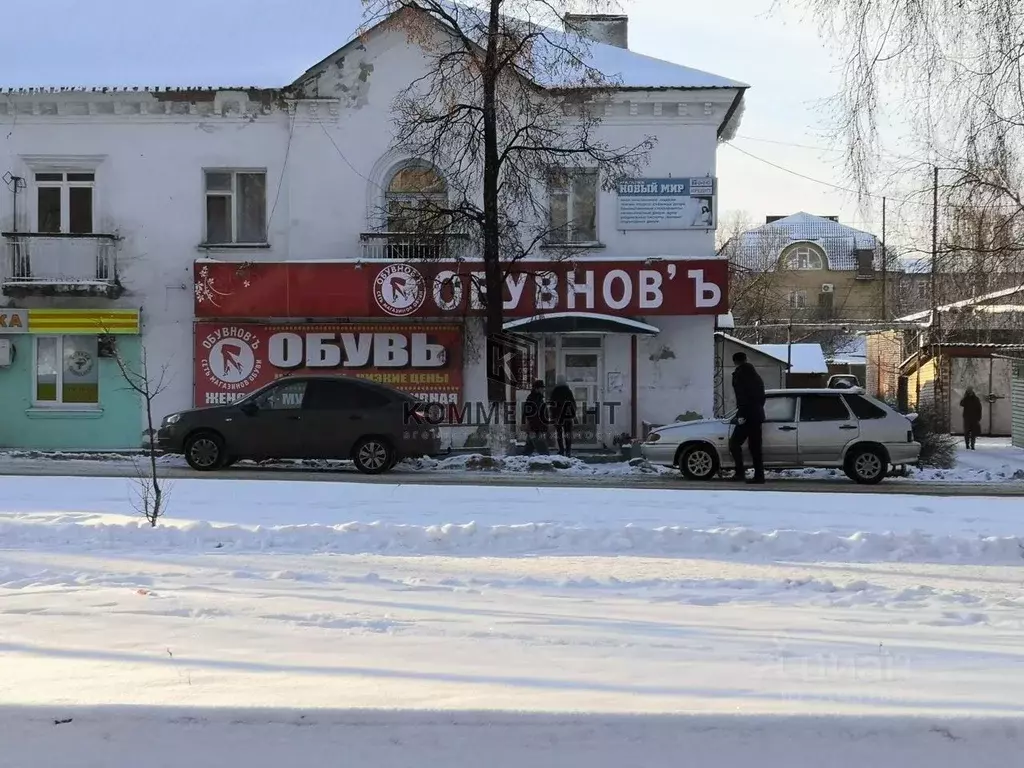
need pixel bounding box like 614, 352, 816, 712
781, 242, 825, 270
385, 163, 448, 233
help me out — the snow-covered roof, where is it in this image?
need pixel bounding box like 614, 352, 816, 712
754, 343, 829, 374
898, 255, 931, 275
5, 0, 746, 93
715, 333, 790, 366
568, 42, 746, 90
732, 213, 881, 272
896, 284, 1024, 322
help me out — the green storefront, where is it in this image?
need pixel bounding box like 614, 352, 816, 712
0, 308, 143, 451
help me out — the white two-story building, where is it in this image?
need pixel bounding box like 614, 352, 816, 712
0, 3, 746, 451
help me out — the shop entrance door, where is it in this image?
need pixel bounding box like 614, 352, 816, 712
528, 335, 604, 448
561, 345, 602, 447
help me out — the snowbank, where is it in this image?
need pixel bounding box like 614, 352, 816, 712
402, 453, 671, 475
3, 514, 1022, 564
0, 450, 672, 476
775, 465, 1024, 483
5, 708, 1021, 768
2, 439, 1023, 483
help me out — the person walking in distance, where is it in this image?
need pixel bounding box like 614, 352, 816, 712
522, 379, 549, 454
960, 387, 983, 450
729, 351, 767, 484
549, 375, 578, 457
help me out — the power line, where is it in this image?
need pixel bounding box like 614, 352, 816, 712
734, 134, 918, 164
268, 109, 296, 227
723, 142, 1018, 213
724, 141, 896, 200
734, 134, 844, 154
315, 114, 376, 186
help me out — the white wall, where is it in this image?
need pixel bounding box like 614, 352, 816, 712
637, 316, 715, 425
0, 24, 736, 429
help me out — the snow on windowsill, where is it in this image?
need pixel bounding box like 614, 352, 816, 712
197, 243, 272, 251
26, 407, 105, 419
194, 254, 728, 265
3, 280, 116, 287
539, 241, 606, 250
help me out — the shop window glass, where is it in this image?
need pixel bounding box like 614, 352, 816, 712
564, 353, 599, 383
35, 337, 58, 402
35, 335, 99, 405
561, 335, 602, 348
544, 343, 557, 389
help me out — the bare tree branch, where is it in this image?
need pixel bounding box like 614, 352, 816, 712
361, 0, 654, 403
106, 333, 172, 527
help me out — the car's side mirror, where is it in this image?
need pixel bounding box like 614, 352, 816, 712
240, 402, 259, 417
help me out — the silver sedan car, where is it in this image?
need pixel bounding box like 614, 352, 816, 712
641, 388, 920, 484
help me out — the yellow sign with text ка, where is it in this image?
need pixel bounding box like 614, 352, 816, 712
28, 309, 141, 335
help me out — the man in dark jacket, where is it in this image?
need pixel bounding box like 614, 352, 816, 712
960, 387, 983, 450
729, 351, 767, 483
522, 379, 549, 454
549, 375, 577, 457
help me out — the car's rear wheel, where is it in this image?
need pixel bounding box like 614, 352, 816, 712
679, 443, 718, 480
184, 431, 225, 472
353, 437, 394, 475
844, 445, 887, 485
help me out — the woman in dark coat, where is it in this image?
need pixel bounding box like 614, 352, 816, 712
960, 387, 983, 450
549, 375, 578, 457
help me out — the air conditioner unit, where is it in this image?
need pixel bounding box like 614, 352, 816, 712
821, 283, 835, 293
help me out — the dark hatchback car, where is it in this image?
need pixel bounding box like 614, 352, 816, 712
157, 375, 444, 474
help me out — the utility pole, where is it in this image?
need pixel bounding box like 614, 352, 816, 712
931, 164, 944, 430
881, 195, 887, 319
931, 166, 939, 319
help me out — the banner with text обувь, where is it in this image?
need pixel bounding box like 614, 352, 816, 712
193, 322, 463, 408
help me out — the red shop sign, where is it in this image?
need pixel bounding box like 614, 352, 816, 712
193, 322, 464, 408
194, 258, 728, 319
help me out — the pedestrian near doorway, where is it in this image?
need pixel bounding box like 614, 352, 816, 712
522, 379, 549, 454
549, 375, 577, 457
960, 387, 983, 450
729, 351, 766, 484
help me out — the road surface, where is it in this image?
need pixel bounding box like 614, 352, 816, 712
0, 459, 1020, 496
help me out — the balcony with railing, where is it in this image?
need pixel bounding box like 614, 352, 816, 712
1, 233, 123, 298
359, 232, 470, 261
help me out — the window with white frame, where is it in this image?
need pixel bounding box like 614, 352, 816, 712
35, 172, 95, 234
783, 243, 825, 270
34, 335, 100, 406
915, 280, 928, 300
204, 170, 267, 245
547, 168, 598, 244
787, 290, 809, 309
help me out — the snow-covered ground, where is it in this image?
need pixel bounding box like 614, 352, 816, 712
772, 437, 1024, 483
2, 475, 1023, 765
3, 437, 1023, 483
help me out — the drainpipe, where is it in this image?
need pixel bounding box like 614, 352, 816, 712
12, 177, 21, 233
786, 324, 793, 387
630, 334, 638, 437
988, 356, 995, 436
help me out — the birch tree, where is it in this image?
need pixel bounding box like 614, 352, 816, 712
799, 0, 1024, 271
